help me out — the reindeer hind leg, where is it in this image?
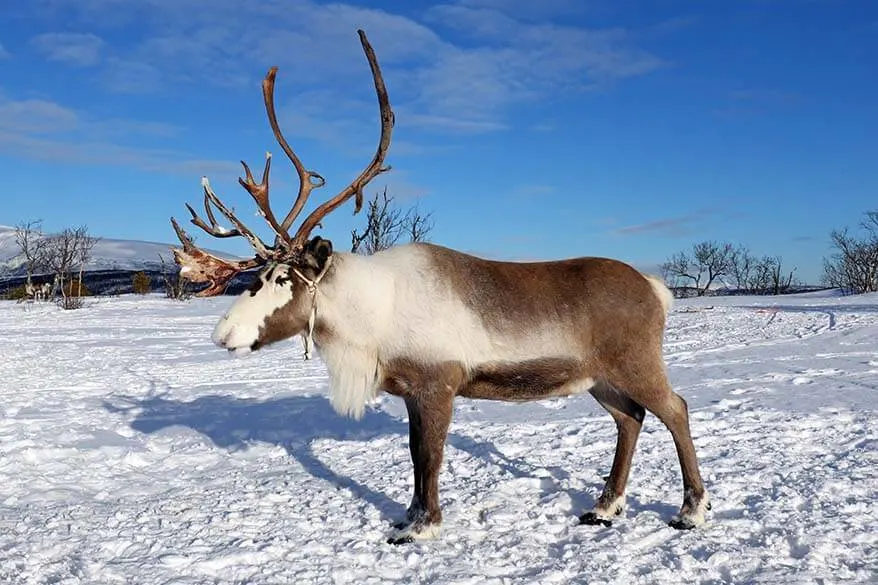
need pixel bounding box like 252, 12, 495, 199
580, 381, 645, 527
609, 363, 710, 529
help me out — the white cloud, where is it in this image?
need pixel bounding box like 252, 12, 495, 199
30, 32, 105, 67
102, 58, 163, 93
456, 0, 585, 20
0, 43, 10, 60
0, 93, 218, 175
23, 0, 667, 134
0, 99, 80, 134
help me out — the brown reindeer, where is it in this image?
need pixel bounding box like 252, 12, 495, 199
170, 29, 710, 544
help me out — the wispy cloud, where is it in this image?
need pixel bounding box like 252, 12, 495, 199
30, 32, 105, 67
729, 89, 800, 104
0, 93, 225, 176
715, 88, 803, 117
0, 98, 80, 134
0, 43, 10, 60
456, 0, 586, 20
646, 16, 699, 37
530, 121, 555, 132
102, 58, 163, 93
24, 0, 668, 135
614, 208, 722, 237
509, 184, 555, 198
0, 130, 239, 176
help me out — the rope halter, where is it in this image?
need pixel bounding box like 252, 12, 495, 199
289, 255, 333, 360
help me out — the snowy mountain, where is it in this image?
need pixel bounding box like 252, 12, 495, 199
0, 225, 237, 276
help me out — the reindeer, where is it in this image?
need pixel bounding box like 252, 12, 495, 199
170, 29, 710, 544
23, 280, 51, 302
24, 281, 37, 302
37, 282, 51, 301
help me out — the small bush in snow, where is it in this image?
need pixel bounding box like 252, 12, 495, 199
132, 272, 151, 295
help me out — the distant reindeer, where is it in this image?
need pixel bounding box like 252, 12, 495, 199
25, 281, 53, 302
170, 29, 710, 544
38, 282, 51, 301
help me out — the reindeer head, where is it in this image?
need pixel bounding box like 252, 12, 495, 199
170, 29, 394, 355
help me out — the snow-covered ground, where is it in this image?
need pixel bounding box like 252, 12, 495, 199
1, 291, 876, 584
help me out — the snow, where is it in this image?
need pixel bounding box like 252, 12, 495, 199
1, 292, 876, 584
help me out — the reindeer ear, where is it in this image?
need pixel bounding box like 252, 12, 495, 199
303, 237, 333, 272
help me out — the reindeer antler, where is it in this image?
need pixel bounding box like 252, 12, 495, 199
289, 29, 395, 249
170, 28, 395, 296
170, 218, 264, 296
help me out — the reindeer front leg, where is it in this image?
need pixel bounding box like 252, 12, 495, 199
388, 387, 454, 544
394, 397, 423, 529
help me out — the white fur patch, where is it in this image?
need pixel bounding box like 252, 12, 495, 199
671, 489, 710, 528
643, 274, 674, 314
592, 494, 626, 519
565, 377, 596, 396
320, 343, 380, 420
389, 522, 442, 542
212, 266, 296, 350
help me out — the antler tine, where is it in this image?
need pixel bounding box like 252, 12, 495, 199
261, 67, 327, 237
199, 176, 273, 258
169, 217, 265, 297
291, 29, 395, 250
237, 153, 290, 244
185, 191, 239, 239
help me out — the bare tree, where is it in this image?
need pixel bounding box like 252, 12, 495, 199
660, 251, 697, 293
729, 244, 756, 292
350, 188, 433, 255
14, 219, 48, 287
745, 255, 796, 295
822, 212, 878, 294
73, 226, 99, 298
43, 225, 100, 309
43, 230, 78, 303
661, 241, 733, 296
403, 203, 434, 244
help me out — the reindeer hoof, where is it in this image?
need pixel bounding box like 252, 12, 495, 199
579, 512, 613, 527
669, 494, 711, 530
668, 517, 697, 530
386, 520, 441, 544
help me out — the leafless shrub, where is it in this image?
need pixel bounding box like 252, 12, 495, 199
729, 245, 756, 291
159, 254, 192, 301
350, 188, 434, 255
43, 226, 100, 309
822, 211, 878, 294
132, 271, 151, 294
660, 241, 733, 296
14, 219, 49, 288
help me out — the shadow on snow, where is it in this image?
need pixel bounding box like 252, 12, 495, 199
103, 390, 569, 523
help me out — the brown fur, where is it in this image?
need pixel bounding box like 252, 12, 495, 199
460, 358, 589, 400
375, 245, 707, 538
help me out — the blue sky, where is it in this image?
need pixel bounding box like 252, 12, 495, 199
1, 0, 876, 283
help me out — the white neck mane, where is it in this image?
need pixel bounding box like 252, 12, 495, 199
312, 251, 397, 419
